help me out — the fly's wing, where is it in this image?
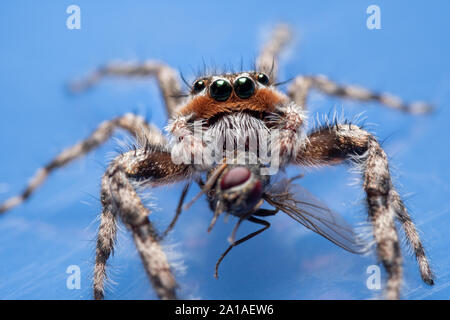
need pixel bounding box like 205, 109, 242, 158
265, 178, 368, 254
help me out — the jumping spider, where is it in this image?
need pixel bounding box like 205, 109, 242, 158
0, 24, 434, 300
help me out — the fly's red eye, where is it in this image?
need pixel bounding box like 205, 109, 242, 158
245, 180, 262, 207
220, 167, 251, 190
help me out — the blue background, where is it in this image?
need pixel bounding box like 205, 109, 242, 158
0, 1, 448, 299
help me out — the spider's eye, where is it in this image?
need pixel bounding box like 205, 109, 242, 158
256, 73, 269, 85
193, 80, 206, 93
210, 79, 232, 101
233, 76, 255, 99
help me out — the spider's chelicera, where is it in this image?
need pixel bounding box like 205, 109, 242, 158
0, 24, 434, 300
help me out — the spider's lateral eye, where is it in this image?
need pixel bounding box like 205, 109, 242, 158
233, 76, 255, 99
210, 79, 232, 102
256, 73, 270, 85
193, 80, 206, 93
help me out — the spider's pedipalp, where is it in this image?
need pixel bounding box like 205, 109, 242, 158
0, 113, 162, 215
69, 61, 184, 117
296, 123, 433, 299
269, 101, 308, 164
288, 75, 434, 114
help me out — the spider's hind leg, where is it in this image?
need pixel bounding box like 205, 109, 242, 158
288, 75, 433, 114
256, 24, 293, 82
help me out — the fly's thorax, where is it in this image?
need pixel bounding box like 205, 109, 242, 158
210, 163, 271, 217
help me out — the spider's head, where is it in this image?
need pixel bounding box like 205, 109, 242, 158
166, 71, 305, 172
210, 164, 270, 216
177, 71, 290, 122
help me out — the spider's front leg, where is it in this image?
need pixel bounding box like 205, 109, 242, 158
295, 124, 433, 299
96, 145, 192, 300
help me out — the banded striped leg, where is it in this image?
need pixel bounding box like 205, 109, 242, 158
391, 190, 434, 285
296, 124, 433, 299
288, 75, 433, 114
69, 61, 184, 117
0, 113, 163, 214
97, 148, 191, 300
256, 24, 292, 82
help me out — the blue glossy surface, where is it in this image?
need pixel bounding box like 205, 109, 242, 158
0, 1, 448, 299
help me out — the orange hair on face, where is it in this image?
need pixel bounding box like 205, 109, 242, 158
177, 87, 289, 119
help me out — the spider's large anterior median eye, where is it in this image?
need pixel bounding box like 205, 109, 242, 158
256, 73, 269, 85
210, 79, 232, 101
233, 76, 255, 99
193, 80, 206, 93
